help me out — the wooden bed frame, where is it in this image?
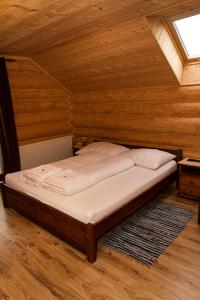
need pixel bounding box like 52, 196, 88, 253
0, 143, 182, 263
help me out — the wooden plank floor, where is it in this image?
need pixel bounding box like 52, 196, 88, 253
0, 184, 200, 300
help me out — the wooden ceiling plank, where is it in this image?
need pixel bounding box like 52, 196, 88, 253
1, 0, 200, 91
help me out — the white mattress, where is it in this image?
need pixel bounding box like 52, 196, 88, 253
5, 160, 177, 224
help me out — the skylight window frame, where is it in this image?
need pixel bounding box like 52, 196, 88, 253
166, 11, 200, 64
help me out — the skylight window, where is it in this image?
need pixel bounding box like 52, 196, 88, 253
173, 13, 200, 59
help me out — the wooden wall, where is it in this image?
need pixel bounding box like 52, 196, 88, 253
2, 1, 200, 155
72, 86, 200, 158
6, 57, 72, 145
146, 16, 183, 83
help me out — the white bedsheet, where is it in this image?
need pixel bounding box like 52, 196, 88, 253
5, 160, 177, 224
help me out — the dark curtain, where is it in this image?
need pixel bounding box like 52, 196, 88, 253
0, 57, 21, 174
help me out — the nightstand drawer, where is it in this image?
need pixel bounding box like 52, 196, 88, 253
179, 173, 200, 188
179, 184, 200, 198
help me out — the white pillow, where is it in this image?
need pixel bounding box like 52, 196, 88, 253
128, 148, 176, 170
76, 142, 129, 157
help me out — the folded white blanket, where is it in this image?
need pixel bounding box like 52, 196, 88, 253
41, 156, 135, 196
20, 152, 107, 187
20, 164, 62, 186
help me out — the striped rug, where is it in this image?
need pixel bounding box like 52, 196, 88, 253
104, 201, 193, 265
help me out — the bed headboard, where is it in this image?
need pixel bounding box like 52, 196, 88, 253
92, 138, 182, 162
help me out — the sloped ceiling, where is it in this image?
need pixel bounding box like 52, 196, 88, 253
1, 0, 200, 92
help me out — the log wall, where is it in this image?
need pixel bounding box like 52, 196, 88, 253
6, 57, 72, 145
72, 86, 200, 158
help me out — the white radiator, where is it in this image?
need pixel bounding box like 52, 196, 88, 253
19, 136, 73, 170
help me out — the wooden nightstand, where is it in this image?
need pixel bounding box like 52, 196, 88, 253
178, 158, 200, 224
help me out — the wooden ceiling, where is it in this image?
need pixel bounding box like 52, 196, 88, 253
1, 0, 200, 92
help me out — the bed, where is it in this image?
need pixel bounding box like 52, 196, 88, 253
0, 142, 182, 263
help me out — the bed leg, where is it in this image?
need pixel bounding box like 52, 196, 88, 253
0, 183, 8, 208
86, 223, 97, 263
